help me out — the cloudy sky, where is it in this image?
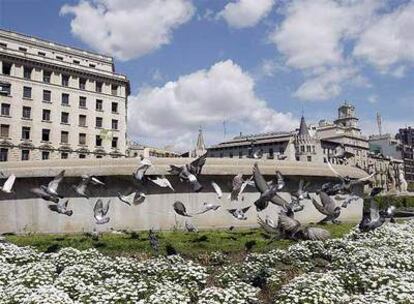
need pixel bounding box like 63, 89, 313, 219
1, 0, 413, 151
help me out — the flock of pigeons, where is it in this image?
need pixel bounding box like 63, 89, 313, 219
0, 151, 396, 247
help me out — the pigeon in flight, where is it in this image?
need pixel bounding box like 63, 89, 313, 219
195, 202, 221, 215
149, 176, 174, 191
248, 148, 263, 159
227, 206, 251, 220
168, 153, 207, 192
252, 163, 287, 211
359, 187, 393, 231
48, 199, 73, 216
230, 174, 253, 201
211, 181, 222, 199
0, 174, 15, 194
117, 191, 146, 206
311, 192, 342, 224
40, 170, 65, 199
94, 199, 110, 224
72, 175, 103, 198
31, 187, 59, 203
133, 157, 152, 183
185, 220, 198, 232
173, 201, 192, 217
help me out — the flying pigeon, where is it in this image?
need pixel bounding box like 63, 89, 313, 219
211, 181, 222, 199
291, 179, 310, 202
94, 199, 110, 224
252, 163, 288, 211
72, 175, 102, 199
195, 202, 221, 215
185, 220, 198, 232
150, 176, 174, 191
168, 153, 207, 192
311, 192, 342, 224
133, 157, 152, 182
48, 199, 73, 216
40, 170, 65, 199
230, 174, 254, 201
0, 174, 15, 193
173, 201, 192, 217
117, 191, 146, 206
227, 206, 251, 220
31, 187, 59, 203
252, 149, 263, 159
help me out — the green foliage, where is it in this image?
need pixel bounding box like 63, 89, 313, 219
374, 195, 414, 210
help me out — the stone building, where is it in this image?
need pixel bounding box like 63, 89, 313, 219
126, 141, 180, 158
0, 29, 129, 162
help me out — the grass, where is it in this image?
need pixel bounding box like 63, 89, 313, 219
5, 223, 356, 259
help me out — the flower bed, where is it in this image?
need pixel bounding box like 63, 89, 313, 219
1, 220, 414, 303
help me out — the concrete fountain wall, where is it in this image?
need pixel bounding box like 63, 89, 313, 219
0, 158, 367, 234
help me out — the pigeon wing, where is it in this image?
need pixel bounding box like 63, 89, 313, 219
353, 172, 376, 184
278, 213, 301, 233
311, 197, 329, 215
369, 199, 380, 221
102, 200, 110, 215
304, 227, 331, 240
275, 171, 285, 190
270, 193, 289, 207
253, 163, 269, 193
327, 160, 345, 181
48, 170, 65, 193
211, 181, 222, 199
241, 206, 251, 213
94, 199, 104, 218
3, 174, 16, 192
257, 215, 279, 234
319, 192, 337, 214
189, 153, 207, 175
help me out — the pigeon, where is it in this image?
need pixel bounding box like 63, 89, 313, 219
292, 179, 310, 202
326, 160, 375, 195
94, 199, 110, 224
133, 157, 152, 182
277, 208, 301, 239
31, 187, 59, 203
82, 174, 105, 185
195, 202, 221, 214
211, 181, 222, 199
250, 149, 263, 159
257, 215, 279, 235
340, 194, 360, 208
117, 191, 146, 206
148, 229, 159, 253
252, 163, 288, 211
48, 199, 73, 216
72, 175, 101, 198
227, 206, 251, 220
0, 174, 15, 193
185, 220, 198, 232
173, 201, 192, 217
150, 176, 175, 191
295, 227, 331, 241
40, 170, 65, 199
168, 153, 207, 192
311, 192, 342, 224
230, 174, 253, 201
359, 199, 386, 232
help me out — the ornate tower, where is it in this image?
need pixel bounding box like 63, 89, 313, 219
334, 101, 361, 135
294, 116, 323, 162
194, 128, 207, 157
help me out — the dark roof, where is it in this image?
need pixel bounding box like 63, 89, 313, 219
298, 116, 310, 137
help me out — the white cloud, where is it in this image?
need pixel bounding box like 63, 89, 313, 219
128, 60, 296, 151
354, 2, 414, 70
60, 0, 194, 60
217, 0, 274, 29
368, 95, 378, 104
294, 67, 358, 101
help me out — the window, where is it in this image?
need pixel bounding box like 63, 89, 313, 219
96, 81, 102, 92
112, 119, 118, 130
111, 84, 118, 95
79, 115, 87, 127
23, 67, 32, 80
0, 83, 11, 96
19, 47, 27, 52
307, 145, 311, 153
269, 148, 274, 159
42, 129, 50, 142
22, 127, 30, 140
43, 90, 51, 102
96, 135, 102, 147
22, 106, 31, 119
0, 43, 6, 48
96, 99, 103, 111
73, 60, 80, 64
79, 133, 86, 145
79, 78, 86, 90
239, 151, 243, 158
111, 102, 118, 113
1, 104, 10, 116
79, 96, 86, 108
229, 152, 233, 158
112, 137, 118, 148
23, 86, 32, 99
42, 109, 51, 121
62, 74, 69, 87
2, 62, 11, 75
307, 156, 312, 162
56, 55, 63, 61
61, 152, 68, 159
79, 154, 86, 159
21, 150, 30, 161
62, 93, 69, 105
96, 117, 103, 128
43, 70, 51, 83
61, 131, 69, 144
300, 145, 305, 152
96, 155, 103, 159
0, 124, 10, 138
61, 112, 69, 124
42, 151, 50, 160
38, 51, 46, 56
0, 148, 8, 162
89, 63, 96, 68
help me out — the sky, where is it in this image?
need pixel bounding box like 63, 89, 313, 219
0, 0, 413, 151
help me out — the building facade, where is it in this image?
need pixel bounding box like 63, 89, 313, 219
0, 29, 130, 162
126, 141, 180, 158
395, 127, 414, 182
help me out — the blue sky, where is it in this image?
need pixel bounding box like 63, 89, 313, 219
1, 0, 413, 151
